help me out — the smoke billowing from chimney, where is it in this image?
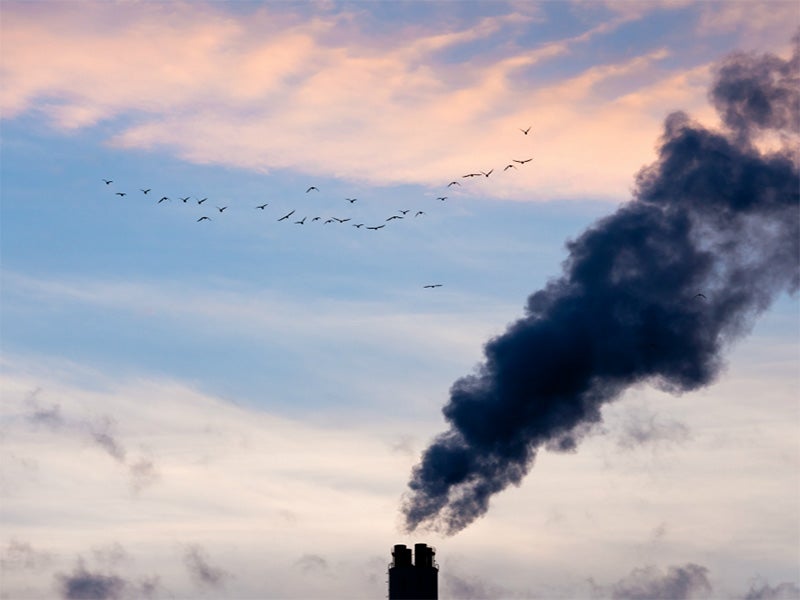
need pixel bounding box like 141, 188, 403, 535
402, 38, 799, 535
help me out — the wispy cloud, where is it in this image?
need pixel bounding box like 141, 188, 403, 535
1, 2, 768, 201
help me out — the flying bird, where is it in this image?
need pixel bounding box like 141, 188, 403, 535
158, 196, 169, 203
513, 158, 533, 164
366, 225, 385, 230
306, 186, 319, 193
346, 198, 357, 203
415, 211, 425, 217
312, 216, 321, 221
463, 173, 482, 178
256, 203, 268, 209
197, 216, 211, 222
447, 181, 460, 187
423, 284, 443, 288
481, 169, 494, 178
179, 196, 190, 203
115, 192, 126, 197
278, 210, 295, 221
197, 198, 208, 204
140, 188, 151, 194
353, 223, 364, 228
386, 215, 403, 221
217, 206, 228, 212
504, 164, 517, 171
520, 126, 532, 135
102, 179, 113, 185
295, 217, 307, 224
399, 210, 410, 215
694, 293, 707, 299
333, 217, 351, 223
437, 197, 447, 201
324, 218, 335, 224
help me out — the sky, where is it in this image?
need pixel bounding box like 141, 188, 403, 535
1, 2, 799, 599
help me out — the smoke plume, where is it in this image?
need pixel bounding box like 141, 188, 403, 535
402, 40, 799, 534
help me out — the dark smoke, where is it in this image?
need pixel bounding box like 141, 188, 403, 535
402, 40, 799, 534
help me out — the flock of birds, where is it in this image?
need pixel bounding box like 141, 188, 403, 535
101, 127, 536, 289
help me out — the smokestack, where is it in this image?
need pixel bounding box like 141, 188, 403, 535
402, 37, 799, 535
388, 543, 438, 600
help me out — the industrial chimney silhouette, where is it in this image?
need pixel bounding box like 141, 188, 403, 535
388, 543, 438, 600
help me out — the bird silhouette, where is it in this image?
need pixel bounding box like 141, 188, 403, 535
278, 210, 295, 221
423, 284, 443, 288
481, 169, 494, 178
179, 196, 190, 203
694, 293, 707, 299
217, 206, 227, 213
256, 203, 268, 209
463, 173, 482, 178
324, 218, 335, 224
503, 164, 516, 171
386, 215, 403, 221
102, 179, 113, 185
197, 198, 208, 204
197, 216, 211, 222
140, 188, 151, 194
312, 216, 321, 221
353, 223, 364, 228
366, 225, 385, 230
346, 198, 357, 203
520, 126, 532, 135
513, 158, 533, 164
115, 192, 127, 197
306, 186, 319, 193
333, 217, 350, 223
158, 196, 169, 203
437, 196, 447, 201
399, 210, 410, 215
447, 181, 460, 187
295, 217, 307, 224
415, 211, 425, 217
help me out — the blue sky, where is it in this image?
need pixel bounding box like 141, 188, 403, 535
1, 2, 798, 598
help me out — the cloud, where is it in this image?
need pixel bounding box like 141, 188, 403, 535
610, 563, 712, 599
293, 553, 330, 574
88, 417, 126, 463
743, 580, 800, 600
0, 2, 762, 201
0, 539, 54, 571
56, 559, 127, 600
615, 410, 691, 450
183, 544, 229, 589
128, 457, 160, 494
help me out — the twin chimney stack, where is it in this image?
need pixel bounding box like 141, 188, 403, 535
388, 543, 438, 600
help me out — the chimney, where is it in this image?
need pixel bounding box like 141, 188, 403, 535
388, 543, 438, 600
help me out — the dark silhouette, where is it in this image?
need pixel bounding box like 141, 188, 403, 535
423, 284, 442, 289
437, 197, 447, 201
278, 210, 295, 221
295, 217, 307, 224
306, 186, 319, 193
513, 158, 533, 164
179, 196, 190, 203
387, 215, 403, 221
197, 216, 211, 222
347, 198, 357, 203
388, 544, 437, 600
198, 198, 208, 204
402, 40, 800, 535
504, 164, 517, 171
447, 181, 460, 187
102, 179, 113, 185
520, 126, 532, 135
115, 192, 126, 197
216, 206, 227, 213
416, 211, 425, 217
256, 203, 268, 209
158, 196, 169, 203
140, 188, 151, 194
366, 225, 385, 230
481, 169, 494, 178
